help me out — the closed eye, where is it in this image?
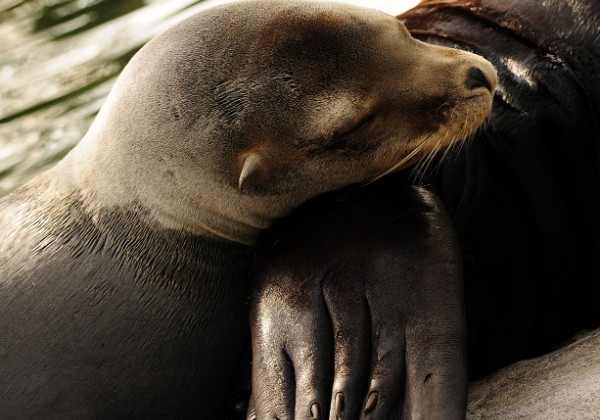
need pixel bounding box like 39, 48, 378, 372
334, 115, 375, 139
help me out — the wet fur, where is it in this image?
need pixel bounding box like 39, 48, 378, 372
401, 0, 600, 377
0, 182, 250, 417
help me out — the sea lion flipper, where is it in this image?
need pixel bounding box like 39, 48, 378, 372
402, 319, 468, 419
249, 265, 332, 419
250, 184, 468, 418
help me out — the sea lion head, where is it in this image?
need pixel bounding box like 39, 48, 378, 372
63, 0, 496, 244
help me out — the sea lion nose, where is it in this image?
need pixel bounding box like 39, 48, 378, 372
466, 66, 493, 91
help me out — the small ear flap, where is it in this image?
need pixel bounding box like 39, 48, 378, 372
239, 153, 265, 191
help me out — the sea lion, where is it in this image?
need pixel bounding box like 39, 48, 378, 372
248, 0, 600, 417
0, 0, 496, 417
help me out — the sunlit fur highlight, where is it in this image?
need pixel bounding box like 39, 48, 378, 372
369, 93, 493, 185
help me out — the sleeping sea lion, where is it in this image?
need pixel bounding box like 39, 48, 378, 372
248, 0, 600, 418
0, 0, 496, 417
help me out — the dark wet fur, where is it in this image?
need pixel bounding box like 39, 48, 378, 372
0, 186, 251, 418
400, 0, 600, 378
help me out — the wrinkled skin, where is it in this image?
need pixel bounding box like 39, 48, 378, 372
249, 180, 466, 419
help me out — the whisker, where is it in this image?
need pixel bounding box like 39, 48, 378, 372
433, 136, 455, 177
410, 101, 461, 183
432, 128, 456, 173
414, 131, 444, 184
423, 134, 445, 182
365, 133, 432, 185
411, 139, 434, 183
367, 99, 489, 186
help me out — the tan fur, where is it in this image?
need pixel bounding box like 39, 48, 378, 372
43, 0, 496, 245
468, 329, 600, 419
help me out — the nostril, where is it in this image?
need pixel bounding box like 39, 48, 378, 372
466, 66, 492, 91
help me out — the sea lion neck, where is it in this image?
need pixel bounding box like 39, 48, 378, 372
57, 135, 300, 246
